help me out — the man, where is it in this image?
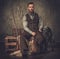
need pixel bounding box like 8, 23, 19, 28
22, 2, 43, 55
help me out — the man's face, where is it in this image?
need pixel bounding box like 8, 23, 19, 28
27, 4, 34, 13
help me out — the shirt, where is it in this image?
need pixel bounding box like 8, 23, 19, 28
23, 13, 43, 35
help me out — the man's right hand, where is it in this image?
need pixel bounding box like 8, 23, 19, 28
31, 32, 36, 36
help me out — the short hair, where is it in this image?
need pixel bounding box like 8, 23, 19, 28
27, 2, 34, 6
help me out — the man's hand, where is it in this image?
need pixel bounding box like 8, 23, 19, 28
32, 32, 36, 36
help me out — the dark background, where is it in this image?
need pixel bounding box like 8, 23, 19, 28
0, 0, 60, 42
0, 0, 60, 58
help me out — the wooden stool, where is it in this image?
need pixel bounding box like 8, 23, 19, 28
5, 36, 19, 53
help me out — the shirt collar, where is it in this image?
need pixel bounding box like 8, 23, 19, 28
28, 11, 35, 16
